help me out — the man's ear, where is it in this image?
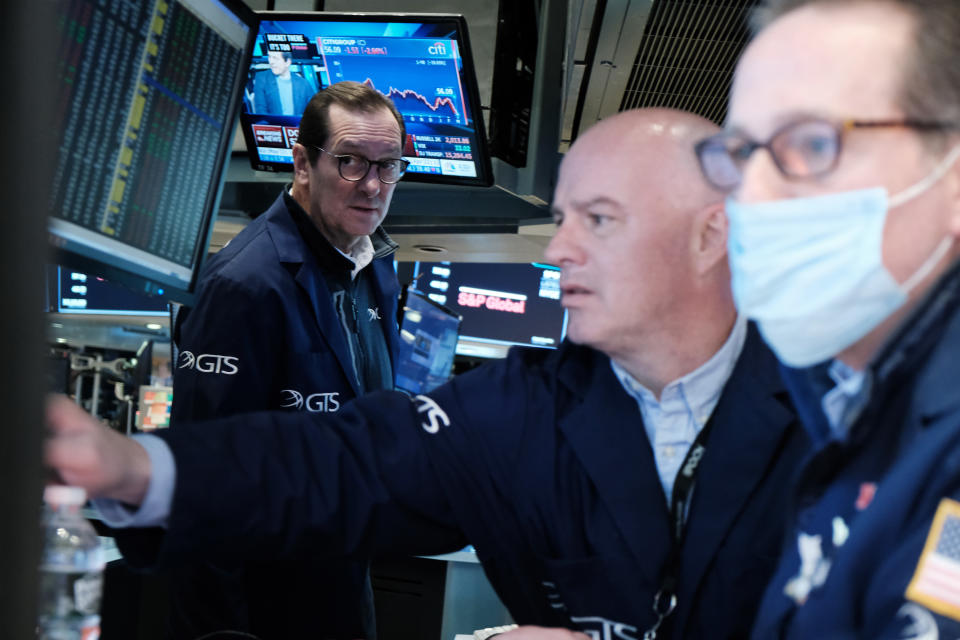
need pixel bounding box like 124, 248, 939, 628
291, 143, 311, 188
947, 148, 960, 240
692, 201, 728, 275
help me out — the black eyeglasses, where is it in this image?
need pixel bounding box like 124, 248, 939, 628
694, 117, 960, 191
313, 145, 410, 184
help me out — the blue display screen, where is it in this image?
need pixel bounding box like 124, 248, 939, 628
395, 289, 462, 394
239, 14, 492, 186
56, 267, 169, 316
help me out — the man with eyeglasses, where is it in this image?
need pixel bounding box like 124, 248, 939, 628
46, 108, 809, 640
693, 0, 960, 637
167, 81, 407, 640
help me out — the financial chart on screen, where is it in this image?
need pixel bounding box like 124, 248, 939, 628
239, 14, 493, 186
322, 37, 467, 120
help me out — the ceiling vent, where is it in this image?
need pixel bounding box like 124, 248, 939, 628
619, 0, 761, 124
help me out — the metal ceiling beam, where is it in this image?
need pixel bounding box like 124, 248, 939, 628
577, 0, 654, 127
491, 0, 568, 205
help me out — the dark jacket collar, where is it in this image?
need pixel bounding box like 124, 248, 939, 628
872, 259, 960, 435
781, 258, 960, 445
869, 258, 960, 413
260, 191, 401, 397
281, 188, 398, 278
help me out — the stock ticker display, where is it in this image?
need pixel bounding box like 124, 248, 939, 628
49, 0, 249, 292
240, 16, 492, 185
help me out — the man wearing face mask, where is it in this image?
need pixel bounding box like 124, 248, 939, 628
694, 0, 960, 637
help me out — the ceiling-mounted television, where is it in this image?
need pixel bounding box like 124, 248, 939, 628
48, 0, 257, 304
239, 12, 494, 187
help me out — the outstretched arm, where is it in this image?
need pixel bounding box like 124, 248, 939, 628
44, 394, 152, 505
43, 351, 533, 567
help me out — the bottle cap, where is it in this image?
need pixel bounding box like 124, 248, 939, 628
43, 485, 87, 506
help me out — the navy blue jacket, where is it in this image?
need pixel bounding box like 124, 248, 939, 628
751, 261, 960, 639
168, 192, 400, 639
173, 192, 401, 417
126, 326, 806, 640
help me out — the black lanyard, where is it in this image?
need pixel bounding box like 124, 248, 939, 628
643, 417, 715, 640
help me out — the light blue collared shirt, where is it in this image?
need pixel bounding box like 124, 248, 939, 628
92, 433, 175, 528
611, 316, 749, 505
276, 75, 294, 115
820, 359, 866, 439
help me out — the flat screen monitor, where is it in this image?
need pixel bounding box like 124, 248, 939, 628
395, 288, 462, 394
239, 12, 494, 187
411, 262, 567, 354
48, 0, 257, 303
56, 267, 169, 316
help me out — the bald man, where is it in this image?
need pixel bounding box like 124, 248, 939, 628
46, 109, 807, 640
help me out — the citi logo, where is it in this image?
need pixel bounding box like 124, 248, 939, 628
413, 395, 450, 434
178, 351, 239, 375
428, 41, 446, 56
280, 389, 341, 413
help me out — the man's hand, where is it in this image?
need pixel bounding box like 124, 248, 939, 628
497, 626, 591, 640
44, 394, 152, 505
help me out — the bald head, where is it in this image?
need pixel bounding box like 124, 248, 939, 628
564, 108, 722, 214
552, 108, 726, 278
546, 108, 736, 391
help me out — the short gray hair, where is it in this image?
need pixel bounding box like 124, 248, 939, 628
751, 0, 960, 129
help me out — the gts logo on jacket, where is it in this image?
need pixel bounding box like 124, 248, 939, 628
280, 389, 341, 413
413, 395, 450, 434
542, 582, 639, 640
178, 351, 239, 375
570, 616, 639, 640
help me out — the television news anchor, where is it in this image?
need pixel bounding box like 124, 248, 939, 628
253, 49, 314, 116
168, 81, 407, 639
46, 108, 809, 639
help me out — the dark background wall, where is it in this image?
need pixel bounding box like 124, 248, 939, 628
0, 3, 54, 636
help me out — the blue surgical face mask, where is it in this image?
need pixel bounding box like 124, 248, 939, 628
726, 145, 960, 368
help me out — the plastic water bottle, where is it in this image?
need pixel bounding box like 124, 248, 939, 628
37, 486, 104, 640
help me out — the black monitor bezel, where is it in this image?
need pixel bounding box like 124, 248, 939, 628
49, 0, 259, 306
239, 11, 494, 188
